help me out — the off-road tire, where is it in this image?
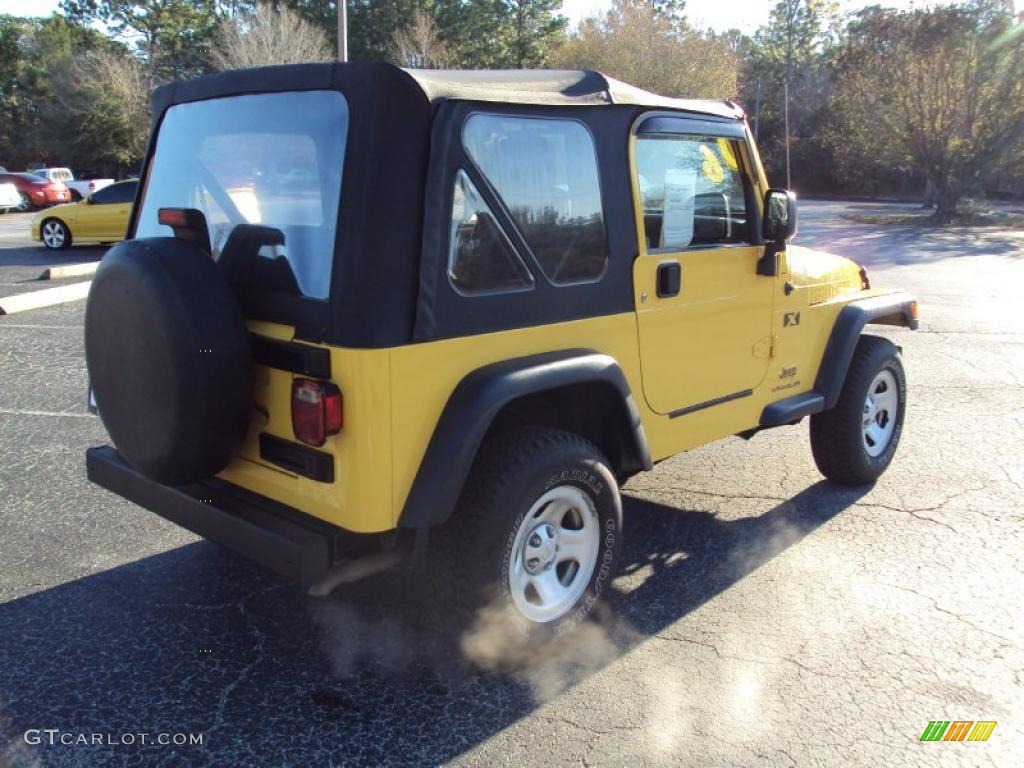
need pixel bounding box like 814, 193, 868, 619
810, 335, 906, 485
431, 426, 622, 638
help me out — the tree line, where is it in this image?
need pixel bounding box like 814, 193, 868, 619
1, 0, 1021, 220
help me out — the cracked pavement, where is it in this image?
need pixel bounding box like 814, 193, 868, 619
1, 201, 1022, 766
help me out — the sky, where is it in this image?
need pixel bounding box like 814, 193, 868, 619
1, 0, 1020, 35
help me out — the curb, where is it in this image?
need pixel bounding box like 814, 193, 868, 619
38, 261, 100, 280
0, 281, 92, 315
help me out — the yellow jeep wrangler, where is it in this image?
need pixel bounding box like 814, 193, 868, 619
84, 63, 917, 633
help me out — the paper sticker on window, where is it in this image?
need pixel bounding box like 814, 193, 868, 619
660, 168, 696, 248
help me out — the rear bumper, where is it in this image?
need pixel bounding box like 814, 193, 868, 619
86, 445, 340, 586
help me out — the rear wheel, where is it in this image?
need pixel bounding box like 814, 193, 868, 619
41, 218, 71, 250
810, 335, 906, 485
432, 426, 622, 637
15, 193, 32, 212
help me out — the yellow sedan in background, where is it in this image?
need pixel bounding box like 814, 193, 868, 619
31, 180, 138, 250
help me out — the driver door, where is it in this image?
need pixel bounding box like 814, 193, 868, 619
631, 118, 774, 416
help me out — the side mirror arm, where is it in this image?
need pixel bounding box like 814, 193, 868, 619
757, 240, 784, 277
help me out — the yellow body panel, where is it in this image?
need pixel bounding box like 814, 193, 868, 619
223, 280, 885, 534
218, 323, 394, 534
633, 244, 774, 413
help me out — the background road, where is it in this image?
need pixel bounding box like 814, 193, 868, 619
1, 202, 1022, 767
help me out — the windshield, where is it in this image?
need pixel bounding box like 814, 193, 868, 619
136, 90, 348, 300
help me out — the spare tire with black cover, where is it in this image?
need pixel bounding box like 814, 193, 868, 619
85, 237, 251, 485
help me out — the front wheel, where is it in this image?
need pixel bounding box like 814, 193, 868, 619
810, 335, 906, 484
432, 427, 622, 637
41, 218, 71, 250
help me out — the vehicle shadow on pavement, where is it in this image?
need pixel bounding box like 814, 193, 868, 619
0, 481, 868, 768
0, 248, 106, 269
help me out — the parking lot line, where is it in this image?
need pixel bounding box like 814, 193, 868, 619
0, 281, 91, 315
39, 262, 100, 280
0, 323, 83, 330
0, 408, 93, 418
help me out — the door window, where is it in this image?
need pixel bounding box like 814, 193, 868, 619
462, 114, 608, 285
635, 135, 750, 251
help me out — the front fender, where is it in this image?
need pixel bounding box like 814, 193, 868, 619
815, 291, 918, 410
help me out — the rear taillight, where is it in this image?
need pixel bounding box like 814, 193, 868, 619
291, 378, 343, 447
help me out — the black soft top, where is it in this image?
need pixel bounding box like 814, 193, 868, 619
142, 62, 746, 348
151, 62, 743, 125
403, 68, 744, 118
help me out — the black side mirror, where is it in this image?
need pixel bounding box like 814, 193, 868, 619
757, 189, 798, 277
762, 188, 798, 242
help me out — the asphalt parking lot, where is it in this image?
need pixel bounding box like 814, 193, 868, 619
1, 202, 1022, 767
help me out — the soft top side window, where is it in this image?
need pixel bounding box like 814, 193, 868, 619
447, 169, 535, 296
462, 114, 609, 286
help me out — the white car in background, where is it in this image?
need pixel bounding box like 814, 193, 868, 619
32, 168, 114, 202
0, 182, 20, 212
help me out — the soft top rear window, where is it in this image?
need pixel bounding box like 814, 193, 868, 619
136, 90, 348, 300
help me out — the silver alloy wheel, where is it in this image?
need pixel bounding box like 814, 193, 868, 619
862, 369, 898, 457
16, 193, 31, 212
508, 484, 600, 623
42, 220, 66, 249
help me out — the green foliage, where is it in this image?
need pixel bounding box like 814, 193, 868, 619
4, 0, 1023, 207
832, 1, 1024, 218
739, 0, 838, 190
553, 0, 738, 99
61, 0, 223, 82
286, 1, 566, 67
0, 17, 25, 165
0, 14, 130, 170
47, 50, 150, 172
505, 0, 568, 68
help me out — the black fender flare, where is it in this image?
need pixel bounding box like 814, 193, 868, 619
398, 349, 652, 528
815, 291, 918, 410
761, 292, 918, 426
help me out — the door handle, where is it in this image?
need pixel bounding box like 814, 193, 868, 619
656, 262, 681, 298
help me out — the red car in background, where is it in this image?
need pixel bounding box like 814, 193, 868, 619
0, 172, 70, 211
